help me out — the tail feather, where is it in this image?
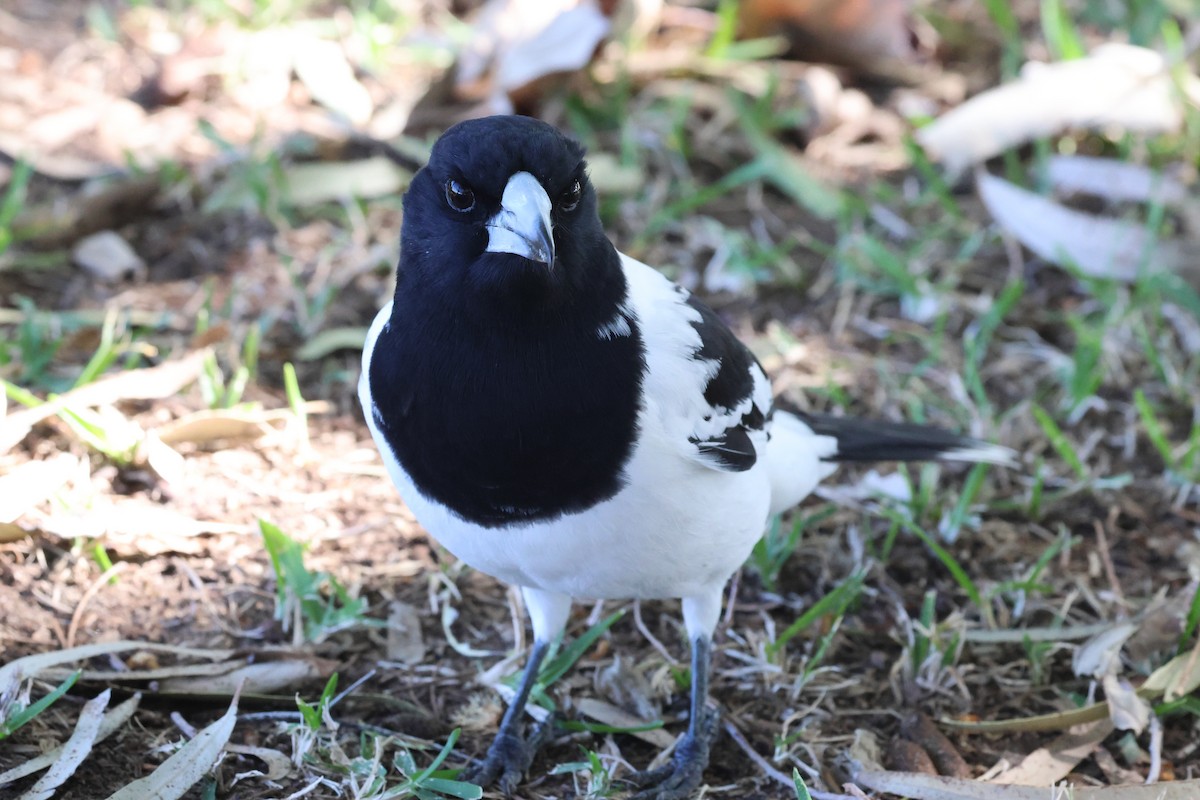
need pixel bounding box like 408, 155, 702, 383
790, 411, 1016, 467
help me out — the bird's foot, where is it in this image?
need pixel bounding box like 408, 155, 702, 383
461, 712, 563, 795
623, 705, 719, 800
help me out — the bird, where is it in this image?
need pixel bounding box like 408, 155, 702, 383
359, 114, 1012, 799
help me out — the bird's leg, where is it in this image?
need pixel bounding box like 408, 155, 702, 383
462, 639, 558, 794
624, 635, 719, 800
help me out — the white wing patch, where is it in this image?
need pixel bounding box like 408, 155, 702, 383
617, 253, 770, 472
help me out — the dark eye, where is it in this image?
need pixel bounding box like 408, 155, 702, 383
559, 179, 582, 212
445, 179, 475, 212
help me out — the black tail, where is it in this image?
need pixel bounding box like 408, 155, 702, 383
791, 411, 1015, 466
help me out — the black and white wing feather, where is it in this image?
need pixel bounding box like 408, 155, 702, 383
618, 254, 772, 473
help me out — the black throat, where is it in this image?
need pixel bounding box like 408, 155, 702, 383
369, 247, 644, 528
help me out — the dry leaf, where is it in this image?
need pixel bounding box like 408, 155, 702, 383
103, 692, 239, 800
0, 349, 210, 454
223, 744, 293, 781
0, 642, 234, 706
918, 44, 1200, 176
574, 697, 674, 748
1046, 156, 1189, 207
0, 454, 80, 523
977, 171, 1190, 281
740, 0, 915, 70
17, 690, 112, 800
456, 0, 612, 112
1072, 621, 1139, 678
593, 654, 659, 721
855, 770, 1200, 799
386, 601, 427, 665
990, 719, 1112, 785
1102, 674, 1151, 733
0, 694, 140, 790
71, 231, 146, 283
291, 35, 374, 125
155, 404, 331, 446
494, 4, 610, 96
159, 659, 325, 695
285, 157, 412, 206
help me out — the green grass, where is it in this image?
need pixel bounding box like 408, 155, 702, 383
1135, 388, 1200, 484
0, 670, 80, 740
766, 569, 866, 661
259, 519, 374, 643
513, 610, 626, 711
749, 508, 835, 592
0, 159, 32, 256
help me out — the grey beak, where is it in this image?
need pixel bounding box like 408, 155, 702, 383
485, 171, 554, 267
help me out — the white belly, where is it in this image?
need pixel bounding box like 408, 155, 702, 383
364, 401, 772, 602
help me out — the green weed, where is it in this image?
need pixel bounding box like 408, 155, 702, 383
0, 670, 80, 740
766, 569, 866, 660
259, 519, 373, 643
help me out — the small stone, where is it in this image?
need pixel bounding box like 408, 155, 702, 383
72, 230, 145, 282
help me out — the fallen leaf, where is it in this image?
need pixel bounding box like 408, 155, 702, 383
1072, 621, 1139, 678
223, 744, 293, 781
1141, 641, 1200, 701
291, 35, 374, 125
1045, 155, 1190, 207
918, 44, 1200, 176
386, 601, 427, 665
574, 697, 674, 748
990, 719, 1112, 785
855, 770, 1200, 799
71, 231, 146, 283
154, 403, 332, 447
898, 712, 969, 779
17, 690, 112, 800
1102, 674, 1150, 733
35, 503, 247, 557
0, 454, 80, 523
977, 171, 1192, 281
159, 660, 325, 695
141, 431, 186, 487
456, 0, 613, 113
0, 349, 210, 454
739, 0, 915, 70
103, 692, 239, 800
494, 3, 611, 96
285, 157, 412, 206
1, 694, 140, 790
593, 654, 659, 721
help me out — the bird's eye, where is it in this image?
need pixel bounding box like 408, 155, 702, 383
559, 179, 582, 212
445, 179, 475, 212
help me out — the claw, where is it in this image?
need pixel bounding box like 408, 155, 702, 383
462, 712, 565, 795
623, 705, 719, 800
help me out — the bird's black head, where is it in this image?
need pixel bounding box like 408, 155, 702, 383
397, 115, 613, 313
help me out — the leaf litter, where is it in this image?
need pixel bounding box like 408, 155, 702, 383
2, 0, 1200, 798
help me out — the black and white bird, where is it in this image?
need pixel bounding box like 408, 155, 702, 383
360, 115, 1011, 799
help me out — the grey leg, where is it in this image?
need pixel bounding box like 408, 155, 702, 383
463, 639, 558, 794
624, 635, 719, 799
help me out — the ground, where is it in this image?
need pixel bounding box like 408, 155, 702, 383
1, 1, 1199, 799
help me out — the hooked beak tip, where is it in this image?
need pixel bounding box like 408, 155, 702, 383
484, 171, 555, 268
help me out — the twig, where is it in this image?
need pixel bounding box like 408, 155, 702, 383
633, 600, 679, 667
721, 717, 858, 800
1093, 512, 1125, 608
66, 561, 128, 648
